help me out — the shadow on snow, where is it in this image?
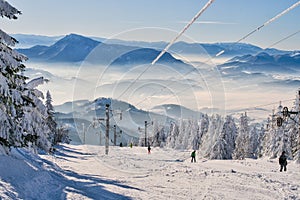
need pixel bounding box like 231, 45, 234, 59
0, 146, 142, 200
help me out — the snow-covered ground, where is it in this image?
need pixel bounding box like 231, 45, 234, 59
0, 144, 299, 200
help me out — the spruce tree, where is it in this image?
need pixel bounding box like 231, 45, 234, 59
0, 1, 27, 151
166, 122, 179, 148
210, 115, 237, 159
233, 112, 249, 159
0, 1, 50, 152
45, 90, 57, 144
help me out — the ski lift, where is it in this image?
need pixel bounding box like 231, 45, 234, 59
282, 107, 289, 118
276, 116, 283, 127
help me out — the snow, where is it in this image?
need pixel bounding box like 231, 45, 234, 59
1, 144, 299, 199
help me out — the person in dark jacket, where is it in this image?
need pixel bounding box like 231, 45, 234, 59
148, 145, 151, 154
191, 150, 196, 163
279, 151, 287, 172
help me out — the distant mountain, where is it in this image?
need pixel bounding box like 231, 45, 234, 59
54, 97, 175, 145
92, 38, 166, 49
17, 33, 187, 66
15, 33, 296, 64
265, 79, 300, 87
55, 99, 91, 114
111, 48, 186, 65
12, 34, 62, 48
100, 39, 291, 57
169, 42, 263, 56
18, 34, 100, 62
218, 52, 300, 75
151, 104, 203, 120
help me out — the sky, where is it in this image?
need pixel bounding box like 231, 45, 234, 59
2, 0, 300, 50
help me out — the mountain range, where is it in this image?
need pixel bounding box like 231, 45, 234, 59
15, 33, 296, 65
16, 34, 187, 66
14, 33, 300, 122
218, 52, 300, 75
55, 97, 195, 144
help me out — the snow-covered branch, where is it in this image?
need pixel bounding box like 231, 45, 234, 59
0, 0, 21, 19
26, 77, 49, 89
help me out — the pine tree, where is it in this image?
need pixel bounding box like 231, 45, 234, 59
262, 103, 294, 159
200, 114, 223, 158
151, 124, 166, 148
166, 122, 179, 148
209, 115, 237, 159
53, 125, 70, 145
200, 114, 209, 138
20, 77, 51, 152
190, 119, 201, 150
292, 92, 300, 163
0, 1, 50, 152
247, 123, 263, 159
233, 112, 249, 159
45, 90, 57, 144
0, 1, 24, 151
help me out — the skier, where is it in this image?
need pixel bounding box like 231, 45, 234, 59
130, 142, 133, 148
148, 145, 151, 154
191, 150, 196, 163
279, 151, 287, 172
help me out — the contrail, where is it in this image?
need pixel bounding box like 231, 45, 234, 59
116, 0, 216, 100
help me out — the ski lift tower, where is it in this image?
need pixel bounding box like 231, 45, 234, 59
105, 104, 110, 155
93, 104, 110, 155
138, 121, 153, 146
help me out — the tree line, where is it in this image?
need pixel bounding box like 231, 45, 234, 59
145, 108, 299, 162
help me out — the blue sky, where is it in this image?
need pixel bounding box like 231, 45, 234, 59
2, 0, 300, 50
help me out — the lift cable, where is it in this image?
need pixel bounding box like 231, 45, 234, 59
116, 0, 216, 100
131, 1, 300, 109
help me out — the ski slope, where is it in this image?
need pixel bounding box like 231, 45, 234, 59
0, 144, 299, 199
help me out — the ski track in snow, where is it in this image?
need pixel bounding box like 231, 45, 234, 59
1, 144, 300, 200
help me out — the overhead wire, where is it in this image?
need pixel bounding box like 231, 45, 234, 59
133, 1, 300, 110
148, 27, 300, 108
115, 0, 216, 100
226, 98, 296, 115
214, 0, 300, 57
267, 29, 300, 49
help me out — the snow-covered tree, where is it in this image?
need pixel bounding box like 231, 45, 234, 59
209, 115, 237, 159
190, 120, 201, 150
150, 121, 166, 147
285, 96, 299, 161
200, 114, 224, 158
166, 122, 179, 148
138, 133, 145, 147
233, 112, 250, 159
0, 1, 51, 153
199, 114, 209, 141
0, 1, 24, 151
174, 120, 186, 149
291, 92, 300, 163
45, 90, 57, 144
261, 103, 294, 159
53, 125, 70, 145
20, 78, 51, 152
247, 123, 264, 159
